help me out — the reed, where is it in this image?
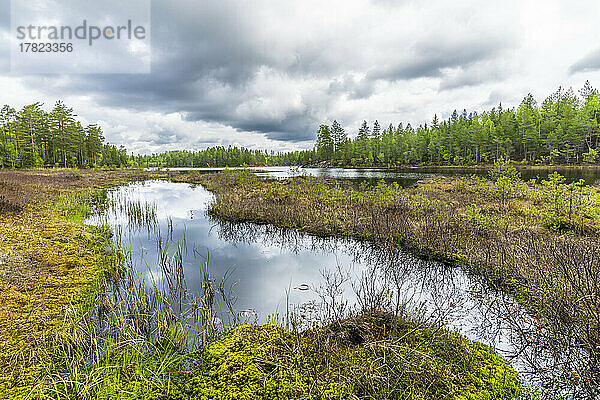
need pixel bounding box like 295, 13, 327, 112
36, 186, 521, 399
32, 219, 238, 399
193, 168, 600, 397
0, 169, 557, 398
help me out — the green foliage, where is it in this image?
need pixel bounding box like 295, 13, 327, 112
178, 315, 520, 400
489, 158, 523, 203
465, 203, 505, 233
137, 146, 271, 168
148, 82, 600, 168
583, 147, 598, 163
0, 101, 129, 169
316, 124, 334, 161
489, 158, 521, 182
55, 188, 110, 223
537, 172, 594, 231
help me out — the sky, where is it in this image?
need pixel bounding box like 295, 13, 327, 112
2, 0, 600, 155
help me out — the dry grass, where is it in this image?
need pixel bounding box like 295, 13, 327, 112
0, 168, 172, 398
0, 169, 168, 290
0, 168, 171, 211
189, 169, 600, 394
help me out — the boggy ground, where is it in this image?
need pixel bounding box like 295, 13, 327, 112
192, 166, 600, 394
0, 169, 171, 397
177, 312, 519, 400
0, 168, 522, 399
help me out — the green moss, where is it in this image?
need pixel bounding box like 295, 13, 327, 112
177, 313, 520, 400
181, 325, 321, 400
0, 197, 118, 398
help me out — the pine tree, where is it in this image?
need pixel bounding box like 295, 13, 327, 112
0, 106, 17, 167
517, 94, 540, 162
49, 101, 76, 166
316, 124, 334, 161
432, 114, 439, 129
371, 120, 381, 139
357, 120, 370, 140
580, 80, 598, 103
356, 121, 370, 162
16, 103, 45, 167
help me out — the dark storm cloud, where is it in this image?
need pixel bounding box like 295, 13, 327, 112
12, 0, 517, 144
368, 38, 504, 82
51, 0, 267, 101
570, 49, 600, 74
20, 0, 332, 140
234, 114, 315, 142
184, 107, 316, 142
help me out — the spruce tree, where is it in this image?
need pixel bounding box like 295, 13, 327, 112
372, 120, 381, 139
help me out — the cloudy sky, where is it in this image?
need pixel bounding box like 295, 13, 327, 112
2, 0, 600, 154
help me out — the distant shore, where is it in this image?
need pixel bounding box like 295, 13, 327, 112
300, 162, 600, 170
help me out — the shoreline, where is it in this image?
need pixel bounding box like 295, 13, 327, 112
191, 168, 600, 394
0, 168, 524, 399
301, 163, 600, 171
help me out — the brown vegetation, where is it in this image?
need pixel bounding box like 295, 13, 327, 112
0, 168, 169, 397
191, 169, 600, 393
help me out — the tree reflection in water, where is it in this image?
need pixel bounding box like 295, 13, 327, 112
214, 218, 599, 397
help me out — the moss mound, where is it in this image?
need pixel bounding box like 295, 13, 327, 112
180, 312, 520, 400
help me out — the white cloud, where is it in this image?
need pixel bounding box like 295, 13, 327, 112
1, 0, 600, 153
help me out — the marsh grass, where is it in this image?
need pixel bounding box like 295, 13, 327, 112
0, 170, 180, 397
192, 169, 600, 397
0, 169, 557, 398
32, 213, 238, 399
36, 182, 522, 399
0, 205, 121, 398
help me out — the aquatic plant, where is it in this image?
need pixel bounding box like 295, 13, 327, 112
0, 168, 579, 398
194, 169, 600, 396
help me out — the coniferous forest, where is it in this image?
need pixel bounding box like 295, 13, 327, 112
137, 82, 600, 168
3, 82, 600, 169
0, 101, 128, 168
307, 82, 600, 167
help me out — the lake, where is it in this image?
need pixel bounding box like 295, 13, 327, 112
160, 166, 600, 187
88, 179, 594, 395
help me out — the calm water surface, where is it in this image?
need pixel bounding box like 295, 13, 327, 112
88, 180, 595, 395
163, 166, 600, 187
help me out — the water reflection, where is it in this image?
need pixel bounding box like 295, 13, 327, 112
161, 165, 600, 187
89, 180, 598, 397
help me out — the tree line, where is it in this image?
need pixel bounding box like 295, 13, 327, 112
141, 82, 600, 168
133, 147, 275, 168
0, 102, 128, 168
4, 82, 600, 169
309, 82, 600, 167
135, 148, 303, 168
